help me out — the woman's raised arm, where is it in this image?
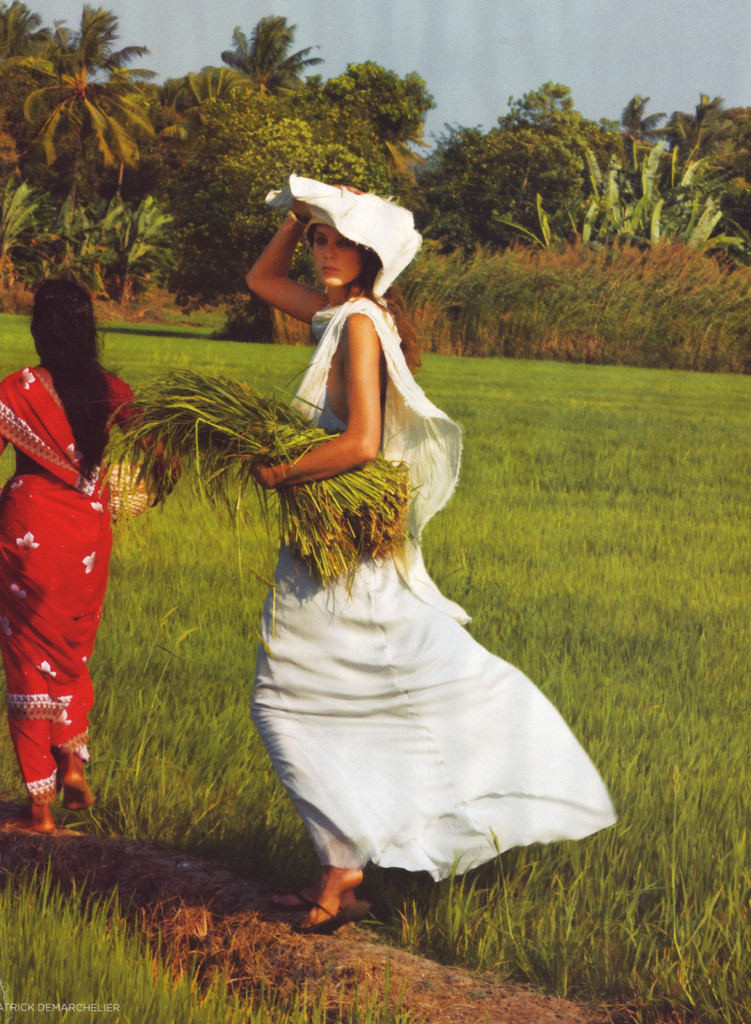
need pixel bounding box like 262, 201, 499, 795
252, 313, 385, 489
246, 210, 328, 324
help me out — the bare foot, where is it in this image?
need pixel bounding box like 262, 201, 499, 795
299, 866, 364, 931
2, 802, 56, 834
57, 752, 95, 811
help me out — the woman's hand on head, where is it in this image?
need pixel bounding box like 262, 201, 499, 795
290, 200, 311, 222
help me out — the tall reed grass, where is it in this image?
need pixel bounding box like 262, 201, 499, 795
402, 241, 751, 372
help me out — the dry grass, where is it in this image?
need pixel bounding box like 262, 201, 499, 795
403, 240, 751, 371
0, 280, 33, 315
0, 800, 627, 1024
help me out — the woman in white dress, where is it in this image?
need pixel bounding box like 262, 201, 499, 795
247, 176, 616, 934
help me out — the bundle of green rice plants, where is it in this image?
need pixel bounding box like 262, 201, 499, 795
105, 369, 410, 585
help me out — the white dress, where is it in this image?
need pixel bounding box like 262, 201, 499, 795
251, 299, 616, 881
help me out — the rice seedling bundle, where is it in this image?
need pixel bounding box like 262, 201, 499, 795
105, 369, 410, 584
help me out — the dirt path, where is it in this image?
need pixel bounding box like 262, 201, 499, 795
0, 798, 626, 1024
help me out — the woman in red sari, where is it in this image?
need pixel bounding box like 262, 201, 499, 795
0, 279, 134, 834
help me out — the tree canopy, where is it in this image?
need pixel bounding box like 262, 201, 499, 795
170, 88, 392, 312
2, 6, 751, 313
417, 83, 624, 251
321, 62, 434, 173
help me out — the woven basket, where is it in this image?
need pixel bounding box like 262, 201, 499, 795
107, 462, 152, 520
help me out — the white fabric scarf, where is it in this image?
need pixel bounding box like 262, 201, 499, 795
293, 297, 469, 623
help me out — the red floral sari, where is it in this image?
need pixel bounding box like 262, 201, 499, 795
0, 366, 134, 804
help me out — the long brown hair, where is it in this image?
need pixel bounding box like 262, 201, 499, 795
307, 226, 421, 372
350, 246, 421, 373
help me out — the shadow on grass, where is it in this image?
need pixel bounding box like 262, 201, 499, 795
101, 325, 226, 342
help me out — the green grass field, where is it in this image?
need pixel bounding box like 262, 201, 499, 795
0, 312, 749, 1024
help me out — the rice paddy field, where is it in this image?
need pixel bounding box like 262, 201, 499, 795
0, 311, 749, 1024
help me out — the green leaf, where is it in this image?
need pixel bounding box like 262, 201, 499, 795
650, 198, 665, 245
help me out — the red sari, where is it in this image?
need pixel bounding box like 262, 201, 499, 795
0, 366, 134, 804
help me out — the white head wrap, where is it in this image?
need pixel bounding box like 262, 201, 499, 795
265, 174, 422, 295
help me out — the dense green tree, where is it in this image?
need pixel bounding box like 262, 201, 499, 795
17, 5, 154, 205
718, 107, 751, 178
169, 90, 391, 335
220, 15, 322, 93
0, 108, 19, 179
698, 106, 751, 238
418, 83, 623, 251
0, 8, 48, 182
321, 62, 434, 175
497, 81, 623, 164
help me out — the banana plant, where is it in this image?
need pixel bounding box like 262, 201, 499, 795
0, 178, 49, 284
45, 197, 110, 294
95, 195, 173, 302
580, 142, 748, 256
503, 142, 750, 262
496, 193, 552, 247
42, 194, 172, 300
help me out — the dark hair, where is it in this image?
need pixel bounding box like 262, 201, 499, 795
30, 279, 110, 478
306, 225, 421, 372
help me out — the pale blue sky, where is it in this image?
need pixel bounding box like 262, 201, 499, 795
30, 0, 751, 141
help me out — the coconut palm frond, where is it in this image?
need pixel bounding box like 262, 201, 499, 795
105, 370, 410, 585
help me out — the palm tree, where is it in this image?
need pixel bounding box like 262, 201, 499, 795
666, 94, 732, 164
0, 1, 49, 59
620, 95, 665, 165
18, 5, 154, 206
716, 106, 751, 181
220, 15, 322, 93
157, 67, 247, 141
